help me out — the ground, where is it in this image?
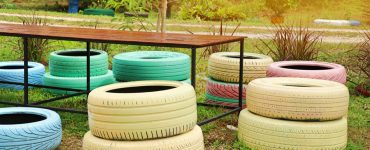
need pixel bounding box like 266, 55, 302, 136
0, 5, 369, 150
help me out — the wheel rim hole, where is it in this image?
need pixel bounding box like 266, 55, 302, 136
281, 65, 332, 70
226, 55, 261, 59
0, 65, 33, 69
107, 85, 176, 93
58, 51, 100, 56
0, 113, 46, 124
140, 56, 165, 59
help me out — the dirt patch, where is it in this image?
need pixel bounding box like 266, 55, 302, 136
57, 135, 83, 150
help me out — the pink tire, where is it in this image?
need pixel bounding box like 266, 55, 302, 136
267, 61, 347, 84
206, 78, 246, 100
205, 99, 246, 108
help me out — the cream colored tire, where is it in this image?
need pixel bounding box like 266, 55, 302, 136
82, 125, 204, 150
88, 81, 197, 140
247, 77, 349, 121
238, 109, 347, 150
208, 52, 273, 83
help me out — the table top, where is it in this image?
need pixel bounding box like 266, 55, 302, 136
0, 23, 245, 48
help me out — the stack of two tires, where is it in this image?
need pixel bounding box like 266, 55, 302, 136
238, 77, 349, 149
83, 81, 204, 150
206, 52, 273, 108
113, 51, 191, 84
43, 49, 115, 94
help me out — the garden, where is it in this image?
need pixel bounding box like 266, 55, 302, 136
0, 0, 368, 150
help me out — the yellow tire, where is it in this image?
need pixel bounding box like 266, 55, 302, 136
208, 52, 273, 83
82, 125, 205, 150
247, 77, 349, 120
87, 81, 197, 140
238, 109, 347, 150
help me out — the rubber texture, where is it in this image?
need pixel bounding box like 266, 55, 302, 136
88, 81, 197, 140
113, 51, 190, 81
83, 125, 204, 150
208, 52, 273, 83
247, 77, 349, 121
49, 49, 108, 77
43, 71, 116, 94
0, 61, 45, 90
238, 109, 347, 150
0, 107, 62, 150
83, 8, 115, 16
206, 78, 246, 100
267, 61, 347, 84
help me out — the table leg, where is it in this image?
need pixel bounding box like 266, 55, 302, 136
23, 37, 29, 106
191, 47, 196, 89
239, 39, 244, 108
86, 42, 91, 93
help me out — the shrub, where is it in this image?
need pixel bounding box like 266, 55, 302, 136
187, 20, 241, 59
178, 0, 246, 21
9, 13, 52, 64
257, 25, 322, 61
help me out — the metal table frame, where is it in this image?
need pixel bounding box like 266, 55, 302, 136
0, 29, 244, 126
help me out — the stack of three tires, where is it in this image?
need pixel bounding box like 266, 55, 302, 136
238, 61, 349, 150
206, 52, 274, 108
83, 81, 204, 149
43, 49, 115, 94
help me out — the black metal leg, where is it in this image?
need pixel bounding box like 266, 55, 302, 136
191, 47, 196, 89
23, 37, 28, 106
86, 42, 91, 93
239, 39, 244, 108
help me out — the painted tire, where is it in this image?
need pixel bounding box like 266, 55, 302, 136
113, 51, 190, 81
247, 77, 349, 121
0, 61, 45, 90
0, 107, 62, 150
206, 78, 246, 100
83, 8, 115, 17
267, 61, 347, 84
238, 109, 347, 150
43, 71, 116, 94
49, 49, 108, 77
88, 81, 197, 140
83, 125, 204, 150
208, 52, 273, 83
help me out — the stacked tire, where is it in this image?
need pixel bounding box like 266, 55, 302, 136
0, 61, 45, 90
83, 81, 204, 149
43, 49, 115, 94
238, 77, 349, 149
206, 52, 273, 107
113, 51, 190, 82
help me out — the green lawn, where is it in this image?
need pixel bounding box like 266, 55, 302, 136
0, 35, 368, 149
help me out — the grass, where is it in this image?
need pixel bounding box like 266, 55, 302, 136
0, 35, 368, 149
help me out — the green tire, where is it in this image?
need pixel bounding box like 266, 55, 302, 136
113, 51, 190, 81
49, 49, 108, 77
43, 71, 116, 94
83, 9, 115, 17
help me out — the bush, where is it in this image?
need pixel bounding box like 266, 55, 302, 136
257, 25, 322, 61
178, 0, 247, 21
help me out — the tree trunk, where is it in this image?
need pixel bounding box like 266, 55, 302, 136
160, 0, 167, 33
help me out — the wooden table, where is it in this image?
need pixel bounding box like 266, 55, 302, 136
0, 23, 245, 125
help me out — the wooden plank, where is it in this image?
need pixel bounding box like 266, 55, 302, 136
0, 23, 245, 48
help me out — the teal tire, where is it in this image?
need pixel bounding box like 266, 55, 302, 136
49, 49, 108, 77
113, 51, 190, 81
83, 9, 115, 17
43, 71, 116, 94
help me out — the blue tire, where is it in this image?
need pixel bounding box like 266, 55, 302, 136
0, 61, 45, 90
113, 51, 190, 81
0, 107, 62, 150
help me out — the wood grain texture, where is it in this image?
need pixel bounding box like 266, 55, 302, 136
0, 24, 245, 48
